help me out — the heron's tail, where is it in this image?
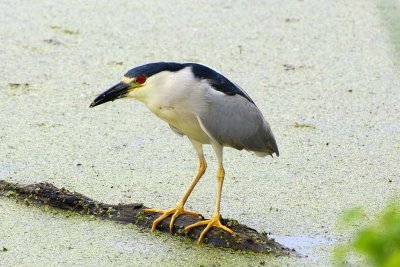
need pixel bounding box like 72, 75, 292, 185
267, 135, 279, 157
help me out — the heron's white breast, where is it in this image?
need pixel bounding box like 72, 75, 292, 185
130, 67, 211, 144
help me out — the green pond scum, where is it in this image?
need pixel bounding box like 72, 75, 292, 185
378, 0, 400, 65
1, 0, 400, 265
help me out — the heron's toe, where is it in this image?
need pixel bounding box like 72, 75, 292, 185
144, 206, 202, 233
184, 214, 234, 243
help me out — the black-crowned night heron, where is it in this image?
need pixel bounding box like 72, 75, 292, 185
90, 62, 279, 243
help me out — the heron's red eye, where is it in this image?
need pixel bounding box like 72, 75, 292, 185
136, 74, 147, 84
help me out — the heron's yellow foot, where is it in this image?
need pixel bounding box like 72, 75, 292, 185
144, 206, 202, 232
184, 214, 234, 244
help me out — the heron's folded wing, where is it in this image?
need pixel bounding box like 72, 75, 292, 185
197, 93, 279, 156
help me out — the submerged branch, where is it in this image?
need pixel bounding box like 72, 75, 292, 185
0, 180, 297, 256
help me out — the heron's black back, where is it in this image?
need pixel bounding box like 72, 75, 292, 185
125, 62, 254, 104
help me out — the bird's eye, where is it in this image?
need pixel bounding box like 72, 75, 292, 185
136, 74, 147, 84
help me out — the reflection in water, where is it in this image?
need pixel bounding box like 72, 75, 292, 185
0, 164, 12, 179
272, 235, 335, 259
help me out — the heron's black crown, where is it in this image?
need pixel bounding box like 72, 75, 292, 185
125, 62, 254, 104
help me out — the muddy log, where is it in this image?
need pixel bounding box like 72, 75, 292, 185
0, 180, 297, 256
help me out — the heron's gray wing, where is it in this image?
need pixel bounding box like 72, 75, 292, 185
197, 94, 279, 156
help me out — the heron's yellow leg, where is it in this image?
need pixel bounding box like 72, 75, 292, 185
184, 164, 234, 243
144, 156, 207, 232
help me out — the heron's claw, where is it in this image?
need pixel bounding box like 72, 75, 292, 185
144, 206, 202, 232
184, 214, 234, 243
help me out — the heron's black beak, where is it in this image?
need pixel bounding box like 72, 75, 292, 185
89, 82, 130, 108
